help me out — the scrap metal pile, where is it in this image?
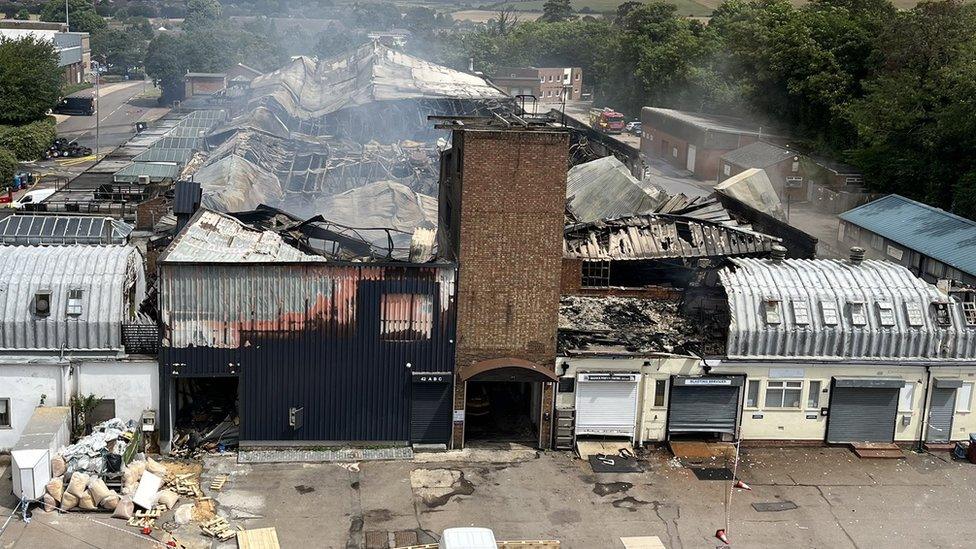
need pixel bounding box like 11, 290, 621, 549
558, 296, 724, 355
182, 42, 512, 259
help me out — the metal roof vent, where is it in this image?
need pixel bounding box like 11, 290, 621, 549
770, 245, 787, 263
849, 246, 865, 266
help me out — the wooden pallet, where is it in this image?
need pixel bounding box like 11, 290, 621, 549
201, 517, 236, 541
210, 475, 229, 491
237, 527, 281, 549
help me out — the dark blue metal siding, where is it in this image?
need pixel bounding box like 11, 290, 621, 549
158, 263, 457, 442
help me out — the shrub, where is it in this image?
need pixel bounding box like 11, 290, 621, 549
0, 117, 57, 160
0, 148, 17, 187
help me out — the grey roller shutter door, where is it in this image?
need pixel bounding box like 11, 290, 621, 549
826, 387, 898, 443
575, 379, 638, 437
668, 386, 739, 435
926, 388, 956, 443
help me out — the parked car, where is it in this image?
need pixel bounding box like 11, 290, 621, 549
52, 96, 94, 116
626, 121, 642, 136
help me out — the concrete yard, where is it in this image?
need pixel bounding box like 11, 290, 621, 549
2, 446, 976, 548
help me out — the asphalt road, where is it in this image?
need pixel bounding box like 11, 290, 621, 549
57, 80, 159, 156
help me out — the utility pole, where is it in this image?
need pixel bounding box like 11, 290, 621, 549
64, 0, 69, 30
94, 60, 100, 159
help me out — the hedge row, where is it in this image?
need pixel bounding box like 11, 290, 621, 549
0, 148, 16, 186
0, 117, 56, 160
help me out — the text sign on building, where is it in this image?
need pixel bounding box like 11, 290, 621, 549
886, 245, 904, 261
682, 378, 733, 386
579, 373, 638, 382
413, 373, 449, 383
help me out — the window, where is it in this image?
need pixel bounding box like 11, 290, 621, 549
379, 294, 433, 341
33, 291, 52, 317
871, 234, 884, 250
66, 289, 83, 316
820, 300, 839, 325
540, 77, 545, 84
765, 381, 802, 408
807, 381, 822, 408
0, 398, 9, 428
963, 302, 976, 326
557, 377, 575, 393
576, 73, 580, 80
845, 176, 863, 184
582, 260, 610, 288
849, 301, 867, 326
791, 161, 800, 173
898, 382, 915, 413
905, 302, 924, 327
933, 302, 952, 327
876, 302, 895, 327
746, 380, 760, 408
793, 300, 810, 325
763, 299, 782, 324
925, 260, 946, 278
653, 379, 667, 407
956, 382, 973, 413
548, 75, 553, 82
723, 163, 731, 176
671, 147, 678, 158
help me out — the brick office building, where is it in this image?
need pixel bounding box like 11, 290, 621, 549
492, 67, 583, 103
439, 126, 569, 449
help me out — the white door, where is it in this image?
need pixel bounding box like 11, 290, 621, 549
575, 373, 639, 438
686, 144, 697, 172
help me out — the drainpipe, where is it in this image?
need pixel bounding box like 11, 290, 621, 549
917, 365, 933, 452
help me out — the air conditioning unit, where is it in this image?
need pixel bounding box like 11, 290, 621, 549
33, 291, 52, 317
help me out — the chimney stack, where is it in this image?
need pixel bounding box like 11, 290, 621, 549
849, 246, 865, 265
770, 245, 787, 263
468, 57, 474, 73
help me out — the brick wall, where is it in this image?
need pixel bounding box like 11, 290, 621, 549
453, 129, 568, 370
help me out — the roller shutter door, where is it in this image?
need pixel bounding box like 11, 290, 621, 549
410, 374, 452, 444
668, 378, 740, 435
926, 387, 957, 443
826, 386, 898, 443
575, 373, 639, 437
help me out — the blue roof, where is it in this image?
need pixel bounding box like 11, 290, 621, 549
839, 194, 976, 276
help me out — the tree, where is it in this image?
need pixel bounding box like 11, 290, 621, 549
91, 29, 145, 74
540, 0, 574, 23
183, 0, 221, 33
14, 8, 29, 20
0, 148, 17, 185
40, 0, 106, 33
0, 36, 62, 124
315, 28, 367, 59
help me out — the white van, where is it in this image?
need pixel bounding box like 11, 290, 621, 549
9, 188, 56, 209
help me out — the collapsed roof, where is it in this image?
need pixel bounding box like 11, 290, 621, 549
714, 168, 786, 221
566, 156, 667, 222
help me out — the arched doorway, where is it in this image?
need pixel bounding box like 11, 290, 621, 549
456, 358, 557, 449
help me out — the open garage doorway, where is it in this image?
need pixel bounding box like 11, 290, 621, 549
172, 377, 240, 452
465, 380, 539, 442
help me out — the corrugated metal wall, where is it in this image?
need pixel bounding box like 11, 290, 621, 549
158, 262, 457, 442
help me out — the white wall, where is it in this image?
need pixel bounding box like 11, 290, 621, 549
76, 360, 159, 427
921, 367, 976, 442
0, 364, 64, 451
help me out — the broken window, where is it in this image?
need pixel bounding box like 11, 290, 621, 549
66, 289, 83, 317
905, 302, 924, 327
765, 381, 802, 408
820, 300, 839, 325
763, 299, 782, 325
933, 302, 952, 327
876, 302, 895, 327
849, 301, 867, 326
0, 398, 9, 428
792, 300, 810, 325
961, 301, 976, 326
380, 293, 433, 341
581, 260, 610, 288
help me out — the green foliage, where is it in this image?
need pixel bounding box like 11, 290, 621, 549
69, 393, 102, 440
40, 0, 106, 33
540, 0, 574, 23
349, 2, 402, 30
183, 0, 221, 33
0, 148, 17, 186
0, 36, 62, 125
315, 28, 368, 60
0, 118, 57, 160
92, 28, 146, 73
14, 7, 28, 20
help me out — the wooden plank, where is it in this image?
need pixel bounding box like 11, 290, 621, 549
620, 536, 667, 549
237, 527, 281, 549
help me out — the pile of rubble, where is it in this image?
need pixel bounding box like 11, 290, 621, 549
170, 413, 240, 459
558, 295, 723, 354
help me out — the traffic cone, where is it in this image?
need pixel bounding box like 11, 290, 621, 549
716, 529, 730, 544
734, 479, 751, 491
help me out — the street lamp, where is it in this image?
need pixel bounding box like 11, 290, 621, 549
65, 0, 69, 30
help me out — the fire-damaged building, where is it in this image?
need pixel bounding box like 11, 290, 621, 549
157, 209, 457, 447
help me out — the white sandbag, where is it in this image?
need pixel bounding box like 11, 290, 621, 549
155, 489, 178, 510
66, 472, 90, 499
59, 491, 79, 511
101, 493, 120, 511
77, 490, 98, 511
42, 493, 57, 512
88, 477, 112, 505
112, 496, 134, 520
173, 503, 194, 525
121, 461, 146, 496
145, 457, 167, 476
132, 471, 163, 510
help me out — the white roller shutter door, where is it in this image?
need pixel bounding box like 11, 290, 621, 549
575, 373, 639, 437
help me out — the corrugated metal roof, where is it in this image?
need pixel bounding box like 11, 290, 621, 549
0, 215, 131, 245
719, 257, 976, 361
159, 209, 327, 263
131, 147, 193, 164
564, 215, 779, 261
720, 142, 794, 169
113, 162, 180, 183
566, 156, 666, 222
643, 107, 766, 135
0, 245, 146, 351
839, 194, 976, 277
